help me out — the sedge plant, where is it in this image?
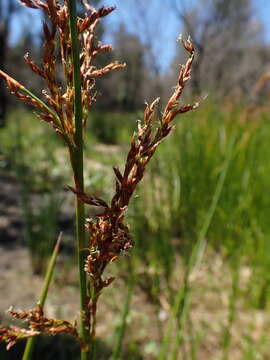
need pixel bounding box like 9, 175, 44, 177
0, 0, 198, 358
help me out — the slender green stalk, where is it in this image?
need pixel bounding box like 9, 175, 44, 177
112, 259, 134, 360
222, 237, 243, 360
68, 1, 90, 359
222, 260, 240, 360
22, 232, 63, 360
187, 313, 199, 360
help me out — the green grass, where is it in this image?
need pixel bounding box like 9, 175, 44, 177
0, 108, 64, 273
87, 110, 137, 145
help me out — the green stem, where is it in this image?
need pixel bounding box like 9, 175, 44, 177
222, 241, 242, 360
22, 232, 63, 360
112, 259, 134, 360
68, 1, 90, 359
222, 260, 240, 360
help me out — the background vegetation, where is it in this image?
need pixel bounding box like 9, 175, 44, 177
1, 0, 270, 359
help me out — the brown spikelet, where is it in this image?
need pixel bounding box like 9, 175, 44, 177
0, 70, 47, 112
0, 326, 39, 350
0, 70, 24, 92
24, 53, 46, 78
19, 0, 40, 9
78, 6, 116, 33
67, 185, 109, 208
19, 0, 48, 10
181, 35, 194, 53
46, 0, 61, 25
86, 62, 126, 78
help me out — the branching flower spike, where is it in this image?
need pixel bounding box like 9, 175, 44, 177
69, 36, 198, 340
0, 305, 84, 350
0, 0, 125, 148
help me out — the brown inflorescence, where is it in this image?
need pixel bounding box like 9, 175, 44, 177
0, 327, 39, 351
0, 305, 84, 350
68, 36, 198, 337
0, 0, 125, 147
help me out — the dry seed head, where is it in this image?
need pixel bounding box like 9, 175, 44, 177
177, 34, 194, 53
1, 0, 125, 147
74, 38, 198, 294
1, 305, 83, 350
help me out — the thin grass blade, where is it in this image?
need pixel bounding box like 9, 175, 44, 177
22, 232, 63, 360
111, 259, 134, 360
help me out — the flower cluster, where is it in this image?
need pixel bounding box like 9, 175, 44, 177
0, 0, 125, 146
0, 305, 83, 350
69, 36, 198, 336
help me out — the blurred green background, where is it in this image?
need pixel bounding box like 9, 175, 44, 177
1, 0, 270, 359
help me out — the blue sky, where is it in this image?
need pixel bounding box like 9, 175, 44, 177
257, 0, 270, 42
10, 0, 270, 71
